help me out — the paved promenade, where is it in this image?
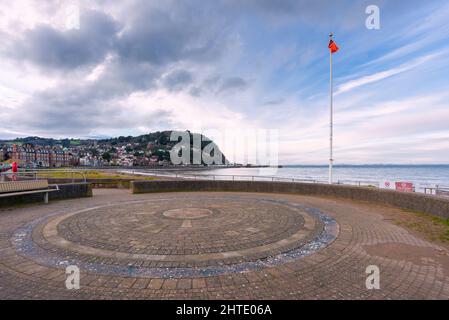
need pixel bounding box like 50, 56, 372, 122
0, 189, 448, 299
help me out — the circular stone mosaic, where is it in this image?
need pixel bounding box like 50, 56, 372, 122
12, 195, 338, 278
162, 208, 213, 219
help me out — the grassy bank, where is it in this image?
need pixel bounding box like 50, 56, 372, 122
36, 170, 156, 180
395, 211, 449, 243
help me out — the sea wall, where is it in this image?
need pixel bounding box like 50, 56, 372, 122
47, 178, 132, 189
0, 182, 92, 207
131, 180, 449, 219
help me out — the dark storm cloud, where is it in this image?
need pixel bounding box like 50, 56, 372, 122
11, 9, 119, 70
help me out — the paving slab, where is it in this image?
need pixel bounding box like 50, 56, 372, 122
0, 189, 448, 299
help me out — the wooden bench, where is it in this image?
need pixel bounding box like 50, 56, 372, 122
0, 180, 59, 204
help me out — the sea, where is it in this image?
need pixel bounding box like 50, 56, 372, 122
132, 165, 449, 191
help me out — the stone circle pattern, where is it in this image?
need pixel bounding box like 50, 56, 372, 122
3, 191, 448, 299
12, 196, 337, 278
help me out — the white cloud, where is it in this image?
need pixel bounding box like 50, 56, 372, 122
132, 89, 247, 128
85, 54, 113, 82
336, 53, 437, 95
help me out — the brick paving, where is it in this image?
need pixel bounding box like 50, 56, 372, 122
0, 189, 448, 299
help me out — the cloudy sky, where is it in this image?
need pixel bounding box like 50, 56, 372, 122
0, 0, 448, 164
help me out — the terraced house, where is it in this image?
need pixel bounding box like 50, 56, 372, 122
7, 144, 73, 168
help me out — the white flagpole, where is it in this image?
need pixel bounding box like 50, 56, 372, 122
329, 33, 334, 184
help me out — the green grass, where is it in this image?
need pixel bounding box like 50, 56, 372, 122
396, 211, 449, 243
430, 216, 449, 242
69, 140, 81, 146
36, 170, 155, 180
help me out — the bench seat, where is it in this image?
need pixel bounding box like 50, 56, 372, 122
0, 180, 59, 204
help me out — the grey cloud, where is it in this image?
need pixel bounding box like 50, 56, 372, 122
2, 1, 225, 136
0, 1, 236, 136
218, 77, 249, 94
202, 75, 222, 90
0, 0, 322, 137
10, 9, 119, 70
263, 98, 285, 105
105, 58, 162, 92
162, 70, 194, 92
5, 84, 174, 136
232, 0, 310, 15
116, 3, 228, 66
221, 0, 386, 30
190, 75, 250, 96
2, 60, 161, 136
189, 87, 202, 97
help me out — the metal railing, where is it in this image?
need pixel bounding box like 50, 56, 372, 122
176, 173, 321, 184
121, 170, 389, 187
3, 168, 447, 198
121, 170, 322, 184
423, 186, 449, 196
0, 169, 87, 183
120, 169, 449, 198
336, 179, 380, 187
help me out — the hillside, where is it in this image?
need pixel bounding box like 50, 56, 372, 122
0, 131, 228, 165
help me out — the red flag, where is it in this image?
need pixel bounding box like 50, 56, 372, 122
328, 39, 339, 53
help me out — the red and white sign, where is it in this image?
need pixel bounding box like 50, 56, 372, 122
380, 181, 395, 190
395, 182, 414, 193
380, 181, 414, 192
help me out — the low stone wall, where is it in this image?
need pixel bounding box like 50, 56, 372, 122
0, 182, 92, 207
131, 180, 449, 219
48, 178, 132, 189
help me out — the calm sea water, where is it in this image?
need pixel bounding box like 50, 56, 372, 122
182, 165, 449, 188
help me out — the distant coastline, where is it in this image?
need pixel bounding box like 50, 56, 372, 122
282, 164, 449, 167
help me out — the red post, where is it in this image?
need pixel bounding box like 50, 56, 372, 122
12, 162, 18, 181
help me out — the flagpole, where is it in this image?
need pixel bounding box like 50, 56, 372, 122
329, 33, 334, 184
